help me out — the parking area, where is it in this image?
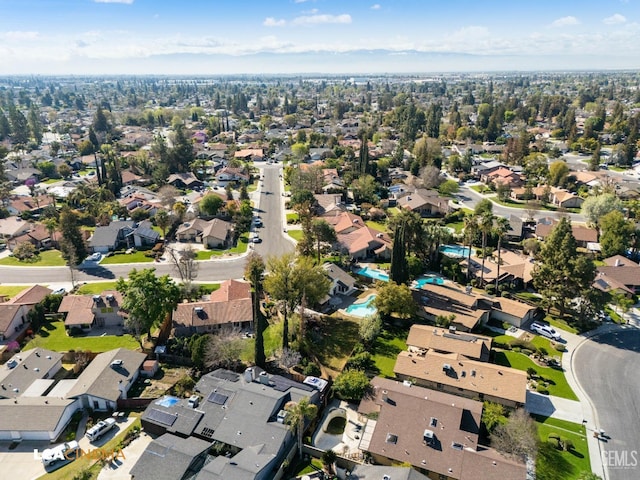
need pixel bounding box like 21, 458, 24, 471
0, 440, 55, 480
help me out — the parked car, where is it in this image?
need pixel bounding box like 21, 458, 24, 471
51, 288, 66, 296
85, 418, 117, 442
252, 236, 262, 243
530, 322, 561, 341
41, 441, 80, 466
87, 252, 102, 262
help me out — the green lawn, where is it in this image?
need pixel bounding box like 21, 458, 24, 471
371, 324, 409, 378
100, 251, 155, 264
288, 230, 304, 241
471, 185, 492, 194
365, 220, 386, 232
0, 249, 66, 266
76, 282, 119, 294
485, 331, 561, 358
445, 221, 464, 233
286, 212, 299, 224
0, 285, 30, 298
196, 233, 249, 259
545, 316, 579, 334
24, 321, 140, 352
312, 315, 360, 372
493, 351, 577, 400
534, 415, 591, 480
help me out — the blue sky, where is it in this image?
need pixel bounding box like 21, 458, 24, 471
1, 0, 639, 74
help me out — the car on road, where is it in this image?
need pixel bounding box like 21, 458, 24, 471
252, 236, 262, 243
87, 252, 102, 262
253, 218, 263, 227
530, 322, 561, 340
41, 441, 80, 466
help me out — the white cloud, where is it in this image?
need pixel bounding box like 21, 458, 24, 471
371, 4, 381, 9
292, 14, 352, 26
550, 16, 580, 28
294, 0, 310, 3
604, 14, 627, 25
94, 0, 134, 4
2, 31, 39, 41
263, 17, 286, 27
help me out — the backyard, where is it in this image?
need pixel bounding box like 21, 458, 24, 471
24, 321, 140, 352
534, 415, 591, 480
371, 324, 409, 378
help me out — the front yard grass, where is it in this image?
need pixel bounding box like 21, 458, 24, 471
0, 285, 31, 298
371, 323, 409, 378
288, 230, 304, 241
493, 350, 577, 400
100, 250, 155, 264
196, 233, 249, 259
76, 282, 119, 294
0, 249, 66, 266
534, 415, 591, 480
24, 321, 140, 352
286, 212, 299, 224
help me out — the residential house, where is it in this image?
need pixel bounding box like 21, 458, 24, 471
394, 350, 527, 408
0, 348, 62, 399
167, 173, 204, 190
7, 195, 56, 217
593, 255, 640, 296
7, 223, 56, 251
215, 166, 250, 183
412, 284, 493, 332
234, 148, 264, 162
321, 262, 357, 306
314, 194, 345, 216
58, 290, 125, 332
0, 285, 53, 342
506, 215, 524, 241
173, 279, 253, 336
482, 167, 523, 188
65, 348, 147, 411
88, 220, 135, 253
129, 221, 161, 248
396, 189, 451, 217
130, 433, 211, 480
120, 169, 146, 186
405, 325, 492, 362
175, 218, 233, 248
347, 465, 429, 480
535, 219, 598, 248
0, 217, 32, 240
338, 226, 392, 261
119, 194, 161, 217
550, 189, 584, 209
140, 367, 320, 480
5, 167, 41, 185
357, 377, 526, 480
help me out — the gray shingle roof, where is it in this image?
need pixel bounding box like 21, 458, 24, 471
0, 397, 75, 431
0, 348, 62, 399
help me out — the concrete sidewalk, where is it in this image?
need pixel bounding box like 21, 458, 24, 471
561, 323, 626, 480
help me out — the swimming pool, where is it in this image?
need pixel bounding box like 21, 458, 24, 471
440, 244, 471, 258
414, 276, 445, 288
155, 395, 180, 408
356, 266, 389, 282
345, 295, 378, 317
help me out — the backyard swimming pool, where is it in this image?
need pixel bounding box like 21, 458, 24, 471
414, 275, 445, 288
155, 395, 180, 408
356, 266, 389, 282
345, 295, 378, 317
440, 244, 471, 258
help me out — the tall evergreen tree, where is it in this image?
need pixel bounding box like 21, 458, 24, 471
390, 223, 409, 285
245, 253, 266, 368
58, 207, 88, 265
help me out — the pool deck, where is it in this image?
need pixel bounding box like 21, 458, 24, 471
312, 399, 364, 457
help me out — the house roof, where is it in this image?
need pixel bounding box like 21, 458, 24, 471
197, 443, 275, 480
357, 377, 486, 479
394, 350, 527, 405
89, 221, 135, 248
173, 298, 252, 329
7, 284, 53, 305
412, 284, 489, 330
167, 172, 202, 186
348, 465, 429, 480
322, 263, 356, 288
176, 218, 210, 236
58, 295, 95, 326
0, 303, 24, 336
0, 397, 76, 432
129, 433, 211, 480
201, 218, 233, 242
0, 348, 63, 398
535, 222, 598, 243
338, 226, 392, 256
209, 279, 251, 302
603, 255, 639, 268
406, 325, 492, 361
65, 348, 147, 402
0, 217, 32, 238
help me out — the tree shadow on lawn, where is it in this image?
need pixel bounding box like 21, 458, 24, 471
536, 441, 575, 480
372, 325, 408, 359
313, 315, 360, 368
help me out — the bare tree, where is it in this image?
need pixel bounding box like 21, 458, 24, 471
491, 409, 538, 462
168, 246, 199, 286
204, 327, 244, 371
158, 185, 180, 209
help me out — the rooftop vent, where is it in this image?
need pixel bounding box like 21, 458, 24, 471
106, 294, 115, 302
471, 370, 476, 377
452, 442, 464, 451
430, 417, 437, 427
386, 433, 398, 444
443, 363, 451, 371
194, 307, 204, 313
376, 233, 384, 238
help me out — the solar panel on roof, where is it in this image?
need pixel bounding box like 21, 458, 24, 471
210, 370, 240, 382
207, 392, 229, 405
271, 375, 314, 392
146, 408, 177, 427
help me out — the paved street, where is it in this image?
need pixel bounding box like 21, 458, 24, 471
572, 327, 640, 480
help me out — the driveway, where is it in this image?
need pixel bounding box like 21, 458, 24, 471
525, 390, 583, 424
572, 327, 640, 480
0, 440, 52, 480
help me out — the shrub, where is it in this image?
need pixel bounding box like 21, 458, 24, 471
493, 341, 511, 350
537, 385, 549, 395
526, 367, 537, 379
302, 363, 321, 377
553, 343, 567, 352
485, 284, 496, 295
512, 346, 521, 353
333, 369, 370, 401
346, 352, 375, 371
562, 438, 574, 451
510, 339, 537, 351
547, 433, 561, 449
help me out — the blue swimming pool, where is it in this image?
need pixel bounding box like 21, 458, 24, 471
414, 276, 445, 288
155, 396, 180, 407
346, 295, 378, 317
440, 245, 471, 258
357, 266, 389, 282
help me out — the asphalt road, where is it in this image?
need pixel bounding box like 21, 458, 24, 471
573, 329, 640, 480
0, 164, 295, 285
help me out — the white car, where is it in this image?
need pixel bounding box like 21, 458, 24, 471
530, 322, 561, 341
88, 252, 102, 262
51, 288, 66, 296
85, 417, 117, 442
41, 441, 80, 466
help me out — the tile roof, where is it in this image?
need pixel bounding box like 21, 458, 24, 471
394, 350, 527, 405
406, 325, 492, 361
209, 279, 251, 302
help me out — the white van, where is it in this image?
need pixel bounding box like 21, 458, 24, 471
85, 417, 117, 442
41, 440, 80, 466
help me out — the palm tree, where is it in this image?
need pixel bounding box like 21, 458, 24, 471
154, 210, 171, 240
477, 213, 495, 287
285, 397, 318, 458
493, 217, 511, 293
463, 215, 478, 282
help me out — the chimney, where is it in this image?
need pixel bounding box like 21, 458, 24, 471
258, 371, 270, 385
615, 258, 620, 267
244, 367, 254, 383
